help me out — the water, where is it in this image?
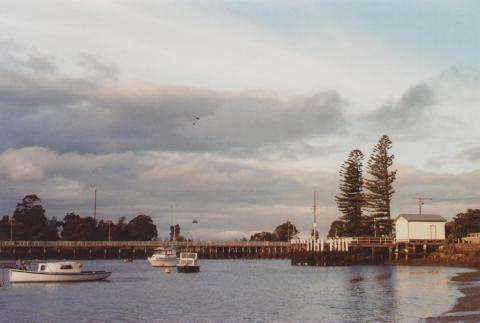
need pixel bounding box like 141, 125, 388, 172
0, 260, 472, 322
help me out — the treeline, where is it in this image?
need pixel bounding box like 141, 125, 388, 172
250, 221, 299, 242
0, 194, 158, 241
446, 209, 480, 241
329, 134, 397, 237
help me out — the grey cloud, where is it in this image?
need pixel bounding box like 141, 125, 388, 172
0, 60, 346, 155
457, 147, 480, 161
364, 83, 435, 131
78, 53, 118, 79
0, 147, 338, 237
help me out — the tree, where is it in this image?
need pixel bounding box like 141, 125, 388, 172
364, 135, 397, 236
250, 221, 299, 241
271, 221, 299, 241
328, 220, 346, 237
46, 216, 61, 240
250, 231, 272, 241
12, 194, 52, 240
0, 215, 10, 240
335, 149, 365, 236
447, 209, 480, 239
61, 212, 98, 241
126, 215, 158, 241
116, 216, 129, 240
169, 224, 183, 241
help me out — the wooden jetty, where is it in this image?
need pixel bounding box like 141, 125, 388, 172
290, 237, 444, 266
0, 238, 444, 265
0, 240, 291, 260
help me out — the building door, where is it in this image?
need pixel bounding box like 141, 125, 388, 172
430, 225, 437, 239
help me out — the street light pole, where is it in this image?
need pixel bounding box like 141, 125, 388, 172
108, 221, 112, 241
10, 218, 14, 241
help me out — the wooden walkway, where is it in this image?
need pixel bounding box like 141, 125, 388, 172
0, 238, 445, 264
0, 240, 291, 260
291, 237, 444, 266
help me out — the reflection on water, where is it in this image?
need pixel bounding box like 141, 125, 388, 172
0, 260, 473, 323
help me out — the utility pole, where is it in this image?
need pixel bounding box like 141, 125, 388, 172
108, 220, 112, 241
415, 197, 432, 216
10, 218, 14, 241
287, 218, 290, 242
312, 191, 317, 240
94, 188, 97, 220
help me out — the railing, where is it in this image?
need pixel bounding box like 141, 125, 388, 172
350, 237, 395, 245
0, 240, 291, 248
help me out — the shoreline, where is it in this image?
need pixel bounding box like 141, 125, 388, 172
425, 268, 480, 322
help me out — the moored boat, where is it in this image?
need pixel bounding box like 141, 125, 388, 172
9, 261, 111, 283
176, 252, 200, 273
148, 247, 178, 267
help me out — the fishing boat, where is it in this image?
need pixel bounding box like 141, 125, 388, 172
148, 247, 178, 267
176, 252, 200, 273
9, 261, 111, 283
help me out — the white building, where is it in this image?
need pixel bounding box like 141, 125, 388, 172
395, 214, 446, 241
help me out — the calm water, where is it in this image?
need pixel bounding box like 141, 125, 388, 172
0, 260, 472, 322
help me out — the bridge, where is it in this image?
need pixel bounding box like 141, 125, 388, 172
0, 238, 444, 264
0, 240, 291, 260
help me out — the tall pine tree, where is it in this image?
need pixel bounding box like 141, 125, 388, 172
335, 149, 365, 236
364, 135, 397, 236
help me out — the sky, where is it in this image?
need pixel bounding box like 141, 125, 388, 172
0, 1, 479, 239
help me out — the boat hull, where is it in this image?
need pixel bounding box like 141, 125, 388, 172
148, 258, 178, 267
177, 265, 200, 273
9, 269, 111, 283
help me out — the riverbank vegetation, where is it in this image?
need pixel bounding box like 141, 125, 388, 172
0, 194, 158, 241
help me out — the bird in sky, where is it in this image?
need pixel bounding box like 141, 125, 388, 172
193, 117, 200, 125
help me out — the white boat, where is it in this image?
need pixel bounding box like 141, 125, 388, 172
177, 252, 200, 273
148, 247, 178, 267
9, 261, 111, 283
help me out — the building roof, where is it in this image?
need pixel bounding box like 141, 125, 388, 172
395, 214, 447, 222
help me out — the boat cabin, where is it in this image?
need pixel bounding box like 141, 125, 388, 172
37, 262, 82, 273
152, 247, 176, 257
178, 252, 198, 266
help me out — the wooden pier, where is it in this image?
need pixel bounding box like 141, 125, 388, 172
0, 240, 291, 260
290, 237, 444, 266
0, 238, 444, 265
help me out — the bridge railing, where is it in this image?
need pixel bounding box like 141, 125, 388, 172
350, 237, 395, 245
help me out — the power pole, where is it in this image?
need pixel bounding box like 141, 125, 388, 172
314, 192, 317, 237
10, 218, 14, 241
287, 218, 290, 242
94, 188, 97, 220
415, 197, 432, 216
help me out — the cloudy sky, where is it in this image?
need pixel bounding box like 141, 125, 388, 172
0, 1, 479, 239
